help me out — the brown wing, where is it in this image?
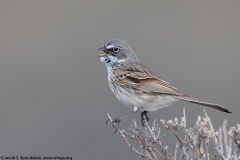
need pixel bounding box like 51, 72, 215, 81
111, 62, 182, 96
111, 62, 232, 113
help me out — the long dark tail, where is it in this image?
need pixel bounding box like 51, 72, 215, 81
175, 95, 231, 113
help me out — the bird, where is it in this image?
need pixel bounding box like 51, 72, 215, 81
98, 39, 231, 130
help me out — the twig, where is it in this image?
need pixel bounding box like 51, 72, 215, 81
106, 110, 236, 160
204, 110, 228, 160
119, 130, 147, 158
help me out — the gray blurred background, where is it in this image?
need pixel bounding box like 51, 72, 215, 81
0, 0, 239, 159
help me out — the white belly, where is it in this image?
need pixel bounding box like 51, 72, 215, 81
108, 77, 178, 112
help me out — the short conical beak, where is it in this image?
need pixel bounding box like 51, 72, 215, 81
98, 47, 109, 57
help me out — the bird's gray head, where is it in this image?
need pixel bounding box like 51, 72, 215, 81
98, 39, 138, 69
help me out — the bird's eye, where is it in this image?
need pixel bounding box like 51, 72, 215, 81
112, 47, 120, 53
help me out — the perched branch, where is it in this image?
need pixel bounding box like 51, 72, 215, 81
229, 123, 240, 159
107, 110, 239, 159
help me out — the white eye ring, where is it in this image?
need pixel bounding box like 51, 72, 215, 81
112, 47, 120, 53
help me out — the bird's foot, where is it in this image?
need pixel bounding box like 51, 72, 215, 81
141, 111, 150, 127
106, 117, 121, 133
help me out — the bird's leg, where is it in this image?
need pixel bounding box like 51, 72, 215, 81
141, 111, 150, 127
106, 110, 138, 133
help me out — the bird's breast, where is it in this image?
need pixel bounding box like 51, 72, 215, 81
108, 75, 178, 111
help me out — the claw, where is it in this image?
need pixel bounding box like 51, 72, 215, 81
111, 118, 121, 133
141, 111, 150, 127
106, 118, 110, 125
113, 127, 118, 133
